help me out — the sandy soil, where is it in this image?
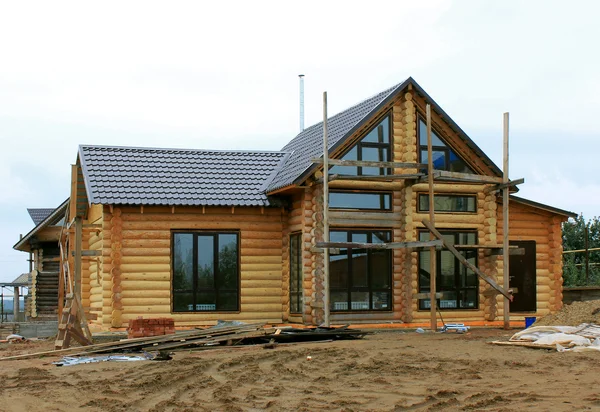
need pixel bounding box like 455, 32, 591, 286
0, 329, 599, 411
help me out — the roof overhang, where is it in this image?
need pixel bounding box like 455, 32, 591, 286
509, 195, 577, 219
13, 198, 69, 252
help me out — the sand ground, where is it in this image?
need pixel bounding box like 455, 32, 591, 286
0, 328, 598, 411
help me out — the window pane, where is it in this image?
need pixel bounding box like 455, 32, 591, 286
370, 249, 390, 288
173, 233, 193, 290
330, 146, 357, 175
362, 146, 388, 175
331, 291, 348, 311
197, 236, 214, 289
330, 231, 348, 288
372, 291, 391, 310
459, 289, 477, 309
419, 120, 445, 146
351, 291, 369, 310
351, 233, 368, 288
219, 292, 238, 311
290, 234, 302, 313
419, 194, 477, 213
173, 292, 194, 312
218, 234, 238, 290
449, 151, 474, 173
421, 150, 446, 169
195, 292, 216, 311
439, 251, 455, 290
329, 192, 391, 210
440, 291, 458, 309
363, 118, 389, 143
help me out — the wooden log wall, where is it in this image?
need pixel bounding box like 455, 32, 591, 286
94, 205, 284, 329
497, 201, 566, 318
311, 184, 325, 325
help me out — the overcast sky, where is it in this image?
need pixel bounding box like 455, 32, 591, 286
0, 0, 598, 282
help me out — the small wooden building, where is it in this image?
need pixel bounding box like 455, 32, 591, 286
65, 78, 575, 330
13, 200, 68, 319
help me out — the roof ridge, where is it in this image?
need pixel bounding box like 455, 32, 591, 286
79, 144, 290, 155
283, 81, 405, 147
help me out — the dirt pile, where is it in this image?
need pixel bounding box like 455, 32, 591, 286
534, 300, 600, 326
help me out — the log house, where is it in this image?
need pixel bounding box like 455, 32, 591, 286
61, 78, 574, 330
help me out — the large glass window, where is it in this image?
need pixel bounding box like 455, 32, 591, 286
330, 191, 392, 211
330, 230, 392, 312
418, 194, 476, 213
418, 230, 478, 310
418, 118, 474, 173
290, 233, 302, 314
330, 116, 391, 176
172, 232, 239, 312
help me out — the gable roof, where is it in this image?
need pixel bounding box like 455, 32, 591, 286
78, 145, 290, 207
14, 198, 69, 252
266, 77, 503, 193
27, 208, 55, 225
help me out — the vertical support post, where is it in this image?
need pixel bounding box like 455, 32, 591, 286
1, 288, 4, 323
13, 287, 20, 322
585, 224, 590, 285
322, 91, 330, 327
503, 112, 510, 329
74, 216, 83, 300
426, 104, 437, 331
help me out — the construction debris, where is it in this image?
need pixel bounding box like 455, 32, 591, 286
53, 353, 153, 366
533, 300, 600, 326
490, 323, 600, 351
0, 323, 370, 362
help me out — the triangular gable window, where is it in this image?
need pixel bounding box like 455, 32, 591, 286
330, 115, 391, 176
418, 118, 474, 173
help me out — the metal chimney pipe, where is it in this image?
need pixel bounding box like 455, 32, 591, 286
299, 74, 305, 132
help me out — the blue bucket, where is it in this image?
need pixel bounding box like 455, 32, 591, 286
525, 317, 536, 328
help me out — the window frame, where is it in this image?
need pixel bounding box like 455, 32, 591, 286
417, 193, 477, 214
329, 190, 393, 212
416, 114, 473, 173
171, 230, 241, 313
330, 113, 393, 176
417, 229, 479, 311
329, 229, 393, 312
289, 232, 303, 314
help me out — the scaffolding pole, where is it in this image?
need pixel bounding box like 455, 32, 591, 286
322, 91, 330, 327
503, 112, 510, 329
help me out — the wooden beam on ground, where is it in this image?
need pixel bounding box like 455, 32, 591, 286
311, 158, 426, 169
315, 240, 443, 250
421, 218, 513, 300
503, 112, 510, 330
483, 178, 525, 194
426, 104, 437, 332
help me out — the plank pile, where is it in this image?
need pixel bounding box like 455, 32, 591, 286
0, 324, 370, 362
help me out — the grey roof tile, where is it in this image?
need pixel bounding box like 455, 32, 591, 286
27, 208, 55, 225
266, 81, 406, 192
79, 146, 290, 207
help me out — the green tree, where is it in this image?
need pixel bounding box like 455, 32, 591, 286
562, 215, 600, 286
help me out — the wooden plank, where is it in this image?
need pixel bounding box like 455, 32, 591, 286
426, 104, 437, 332
74, 217, 82, 298
312, 158, 426, 169
489, 341, 556, 350
315, 240, 443, 250
327, 174, 425, 182
483, 178, 525, 194
414, 292, 443, 300
436, 170, 503, 184
421, 218, 513, 300
71, 250, 102, 257
503, 112, 510, 330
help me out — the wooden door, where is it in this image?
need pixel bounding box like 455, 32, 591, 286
509, 240, 537, 312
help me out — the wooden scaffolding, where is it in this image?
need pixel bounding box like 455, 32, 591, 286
314, 95, 522, 330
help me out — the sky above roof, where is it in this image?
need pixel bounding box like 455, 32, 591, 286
1, 0, 599, 281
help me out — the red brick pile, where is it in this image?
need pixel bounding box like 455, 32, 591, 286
128, 317, 175, 339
